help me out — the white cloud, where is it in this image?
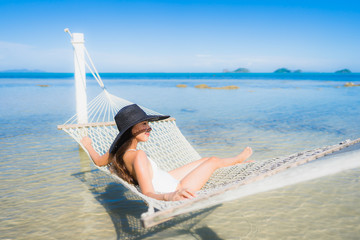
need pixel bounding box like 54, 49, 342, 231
0, 41, 72, 72
1, 40, 357, 73
195, 54, 212, 58
0, 41, 34, 49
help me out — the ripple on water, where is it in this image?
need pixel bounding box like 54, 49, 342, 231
192, 167, 360, 239
1, 78, 360, 239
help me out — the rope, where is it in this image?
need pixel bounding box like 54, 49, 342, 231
69, 32, 105, 90
84, 47, 105, 89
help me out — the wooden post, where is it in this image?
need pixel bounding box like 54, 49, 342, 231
72, 33, 88, 124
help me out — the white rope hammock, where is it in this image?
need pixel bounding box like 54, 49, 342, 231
58, 37, 360, 228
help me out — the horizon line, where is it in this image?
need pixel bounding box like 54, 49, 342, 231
0, 71, 358, 74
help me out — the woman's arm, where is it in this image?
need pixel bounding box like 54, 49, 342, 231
81, 136, 111, 166
133, 151, 195, 201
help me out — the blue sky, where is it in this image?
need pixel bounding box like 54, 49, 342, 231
0, 0, 359, 72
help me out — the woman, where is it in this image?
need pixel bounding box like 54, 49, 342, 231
81, 104, 253, 201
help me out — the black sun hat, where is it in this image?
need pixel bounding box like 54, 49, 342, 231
109, 104, 170, 154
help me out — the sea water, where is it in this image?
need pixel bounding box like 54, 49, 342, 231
0, 73, 360, 239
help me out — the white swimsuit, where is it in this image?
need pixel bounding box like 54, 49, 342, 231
148, 157, 179, 193
126, 149, 179, 193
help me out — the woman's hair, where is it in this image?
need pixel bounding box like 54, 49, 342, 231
110, 127, 138, 185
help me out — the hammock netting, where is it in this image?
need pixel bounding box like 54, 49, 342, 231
59, 36, 359, 227
59, 87, 359, 227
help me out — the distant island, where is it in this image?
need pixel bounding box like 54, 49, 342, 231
273, 68, 302, 73
274, 68, 291, 73
335, 69, 351, 74
223, 67, 250, 73
233, 68, 250, 73
223, 67, 306, 73
0, 69, 45, 73
222, 67, 354, 74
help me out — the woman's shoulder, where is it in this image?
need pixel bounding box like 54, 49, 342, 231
126, 150, 148, 163
131, 150, 151, 171
134, 149, 147, 158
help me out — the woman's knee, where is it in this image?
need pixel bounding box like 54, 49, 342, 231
205, 156, 221, 168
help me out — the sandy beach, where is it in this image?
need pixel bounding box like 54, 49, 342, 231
1, 74, 360, 239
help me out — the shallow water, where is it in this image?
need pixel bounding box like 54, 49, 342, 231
1, 74, 360, 239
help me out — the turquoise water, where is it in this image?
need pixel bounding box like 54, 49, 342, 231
1, 73, 360, 239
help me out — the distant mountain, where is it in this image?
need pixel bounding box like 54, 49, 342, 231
335, 69, 351, 74
233, 68, 250, 73
0, 69, 45, 73
223, 67, 250, 73
274, 68, 291, 73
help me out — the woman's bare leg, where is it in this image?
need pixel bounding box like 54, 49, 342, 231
179, 147, 253, 192
169, 157, 210, 180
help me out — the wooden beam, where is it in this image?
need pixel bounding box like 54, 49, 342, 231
57, 121, 115, 130
57, 117, 176, 130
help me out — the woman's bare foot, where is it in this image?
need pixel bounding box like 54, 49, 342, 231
236, 147, 253, 164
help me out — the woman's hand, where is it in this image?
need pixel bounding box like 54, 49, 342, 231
79, 136, 110, 166
165, 188, 196, 201
81, 136, 92, 149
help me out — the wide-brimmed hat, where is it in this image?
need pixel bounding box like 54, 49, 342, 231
109, 104, 170, 154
